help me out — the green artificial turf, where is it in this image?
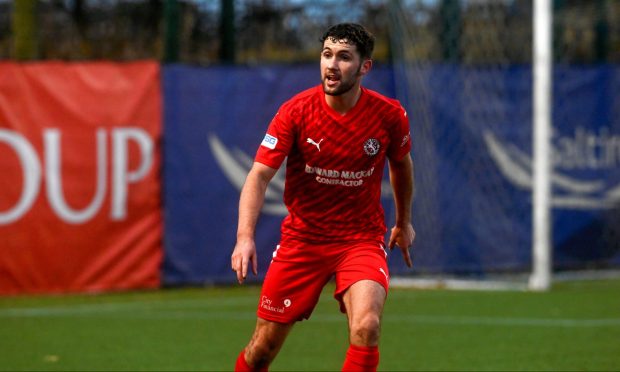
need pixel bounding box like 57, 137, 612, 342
0, 279, 618, 371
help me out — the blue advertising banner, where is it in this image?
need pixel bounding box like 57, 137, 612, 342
549, 66, 620, 268
163, 64, 620, 285
162, 64, 398, 285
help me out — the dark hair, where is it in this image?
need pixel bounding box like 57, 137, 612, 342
320, 23, 375, 60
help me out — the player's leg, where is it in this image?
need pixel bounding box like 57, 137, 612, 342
342, 279, 387, 346
334, 241, 389, 372
235, 317, 294, 371
340, 280, 386, 372
236, 240, 333, 371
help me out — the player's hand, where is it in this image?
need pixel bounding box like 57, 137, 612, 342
231, 238, 258, 284
388, 223, 415, 267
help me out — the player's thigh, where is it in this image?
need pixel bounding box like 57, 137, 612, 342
334, 241, 389, 314
258, 244, 333, 323
342, 279, 387, 328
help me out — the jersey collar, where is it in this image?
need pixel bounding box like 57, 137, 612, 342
319, 85, 368, 124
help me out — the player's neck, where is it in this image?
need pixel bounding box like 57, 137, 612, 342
325, 85, 362, 116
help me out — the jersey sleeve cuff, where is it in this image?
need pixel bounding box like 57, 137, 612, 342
255, 156, 283, 170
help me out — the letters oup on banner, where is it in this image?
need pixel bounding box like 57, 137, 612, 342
0, 61, 163, 295
0, 128, 153, 225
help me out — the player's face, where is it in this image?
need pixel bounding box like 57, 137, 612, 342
320, 38, 370, 96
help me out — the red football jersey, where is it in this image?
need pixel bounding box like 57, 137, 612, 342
255, 85, 411, 243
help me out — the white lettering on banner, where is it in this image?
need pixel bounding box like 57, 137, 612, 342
111, 128, 154, 220
0, 127, 155, 225
553, 127, 620, 170
0, 130, 42, 225
484, 127, 620, 210
45, 129, 107, 224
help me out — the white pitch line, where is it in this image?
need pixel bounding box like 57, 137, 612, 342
0, 296, 257, 317
382, 314, 620, 328
0, 301, 618, 328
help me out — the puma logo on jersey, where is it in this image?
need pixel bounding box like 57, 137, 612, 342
307, 137, 324, 151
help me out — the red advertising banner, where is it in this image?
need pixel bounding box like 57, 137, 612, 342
0, 61, 163, 295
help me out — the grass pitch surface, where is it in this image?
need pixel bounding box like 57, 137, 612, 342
0, 279, 619, 371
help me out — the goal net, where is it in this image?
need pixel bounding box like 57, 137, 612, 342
385, 0, 620, 289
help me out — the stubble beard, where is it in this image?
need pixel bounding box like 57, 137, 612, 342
322, 77, 356, 96
322, 64, 362, 96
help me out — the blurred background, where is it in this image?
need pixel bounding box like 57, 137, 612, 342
3, 0, 620, 64
1, 0, 620, 296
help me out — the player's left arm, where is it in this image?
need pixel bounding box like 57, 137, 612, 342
387, 153, 416, 267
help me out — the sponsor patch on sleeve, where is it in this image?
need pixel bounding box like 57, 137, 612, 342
261, 134, 278, 149
401, 133, 411, 147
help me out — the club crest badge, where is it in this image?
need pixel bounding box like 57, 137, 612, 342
363, 138, 380, 156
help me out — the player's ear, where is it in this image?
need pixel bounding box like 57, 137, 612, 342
359, 58, 372, 76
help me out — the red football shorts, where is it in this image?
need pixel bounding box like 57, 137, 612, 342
256, 239, 390, 324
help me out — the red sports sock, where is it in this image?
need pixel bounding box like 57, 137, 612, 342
235, 350, 252, 372
342, 344, 380, 372
235, 349, 268, 372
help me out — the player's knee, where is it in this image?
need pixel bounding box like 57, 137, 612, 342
350, 313, 382, 345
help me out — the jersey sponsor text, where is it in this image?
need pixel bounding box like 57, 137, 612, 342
261, 134, 278, 149
305, 164, 375, 187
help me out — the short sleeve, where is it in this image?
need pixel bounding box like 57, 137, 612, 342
255, 109, 295, 169
387, 105, 412, 160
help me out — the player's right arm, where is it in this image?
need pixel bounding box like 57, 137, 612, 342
231, 162, 278, 284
